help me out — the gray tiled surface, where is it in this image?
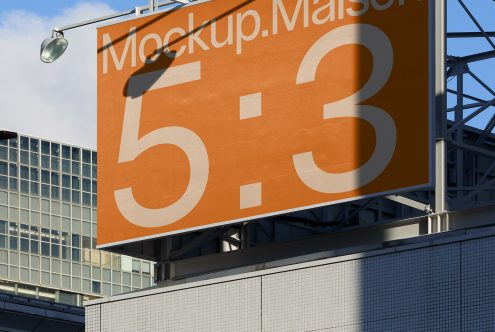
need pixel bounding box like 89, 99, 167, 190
87, 235, 495, 331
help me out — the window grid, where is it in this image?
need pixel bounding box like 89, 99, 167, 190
0, 135, 153, 299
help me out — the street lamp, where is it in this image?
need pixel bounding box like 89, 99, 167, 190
39, 0, 190, 63
0, 131, 17, 141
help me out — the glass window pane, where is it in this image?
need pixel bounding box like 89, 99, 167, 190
41, 185, 50, 198
30, 226, 39, 239
132, 260, 140, 273
41, 155, 50, 169
82, 150, 91, 163
92, 194, 97, 207
82, 193, 91, 206
51, 157, 59, 170
62, 159, 70, 173
62, 145, 70, 159
9, 148, 17, 162
30, 182, 39, 196
30, 138, 39, 152
41, 242, 50, 256
9, 178, 17, 192
30, 168, 39, 181
72, 161, 80, 175
41, 141, 50, 154
9, 138, 18, 148
9, 237, 18, 250
62, 188, 70, 202
20, 238, 29, 252
72, 248, 80, 262
62, 175, 70, 188
72, 191, 80, 204
82, 179, 91, 192
51, 172, 59, 186
20, 180, 29, 193
0, 221, 6, 234
20, 150, 28, 164
9, 164, 17, 177
142, 262, 150, 275
92, 180, 97, 193
20, 224, 29, 238
62, 246, 69, 260
41, 228, 49, 241
0, 176, 6, 190
51, 143, 60, 156
92, 165, 97, 178
0, 147, 6, 160
72, 234, 80, 247
51, 230, 60, 244
82, 236, 91, 249
20, 166, 29, 179
92, 151, 97, 165
0, 162, 6, 175
20, 137, 29, 150
72, 147, 80, 161
0, 234, 6, 248
51, 243, 60, 258
51, 186, 60, 200
30, 240, 39, 254
82, 164, 91, 177
92, 281, 101, 294
41, 170, 50, 184
72, 177, 80, 190
30, 153, 39, 167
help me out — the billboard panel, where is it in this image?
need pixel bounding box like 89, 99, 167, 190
97, 0, 432, 247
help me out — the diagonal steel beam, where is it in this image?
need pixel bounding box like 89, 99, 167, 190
457, 0, 495, 50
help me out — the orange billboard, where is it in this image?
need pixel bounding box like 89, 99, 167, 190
97, 0, 432, 247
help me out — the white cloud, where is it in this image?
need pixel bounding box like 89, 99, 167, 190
0, 2, 116, 149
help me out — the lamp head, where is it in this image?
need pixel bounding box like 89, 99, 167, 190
40, 30, 68, 63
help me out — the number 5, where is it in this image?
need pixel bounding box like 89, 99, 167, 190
114, 61, 209, 228
293, 24, 397, 193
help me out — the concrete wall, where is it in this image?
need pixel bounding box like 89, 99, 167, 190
86, 230, 495, 331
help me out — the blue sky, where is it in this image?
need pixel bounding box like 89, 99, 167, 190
0, 1, 139, 17
0, 1, 493, 148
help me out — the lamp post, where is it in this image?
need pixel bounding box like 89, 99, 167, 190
0, 131, 17, 141
39, 0, 190, 63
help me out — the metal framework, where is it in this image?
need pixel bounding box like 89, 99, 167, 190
93, 0, 495, 283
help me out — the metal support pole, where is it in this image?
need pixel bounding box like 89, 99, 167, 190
456, 74, 464, 197
432, 0, 447, 233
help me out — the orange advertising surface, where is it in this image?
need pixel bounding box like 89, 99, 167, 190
97, 0, 431, 247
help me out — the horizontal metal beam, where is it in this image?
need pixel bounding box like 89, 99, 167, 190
448, 32, 495, 38
447, 50, 495, 67
56, 0, 185, 32
385, 195, 432, 213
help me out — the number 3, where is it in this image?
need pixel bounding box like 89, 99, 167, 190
293, 24, 397, 193
114, 61, 209, 228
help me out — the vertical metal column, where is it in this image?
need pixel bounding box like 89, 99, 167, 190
456, 74, 464, 196
432, 0, 447, 233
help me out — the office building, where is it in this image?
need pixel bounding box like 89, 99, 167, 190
0, 134, 154, 306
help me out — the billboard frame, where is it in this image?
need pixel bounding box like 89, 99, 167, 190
97, 0, 443, 250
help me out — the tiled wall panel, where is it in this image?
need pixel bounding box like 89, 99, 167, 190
87, 235, 495, 331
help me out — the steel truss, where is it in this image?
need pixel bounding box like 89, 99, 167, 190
107, 0, 495, 283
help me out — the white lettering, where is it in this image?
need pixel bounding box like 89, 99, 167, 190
273, 0, 309, 34
236, 10, 261, 55
211, 17, 234, 49
312, 0, 335, 25
139, 33, 162, 64
347, 0, 369, 16
102, 27, 136, 74
164, 27, 187, 58
188, 13, 210, 54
